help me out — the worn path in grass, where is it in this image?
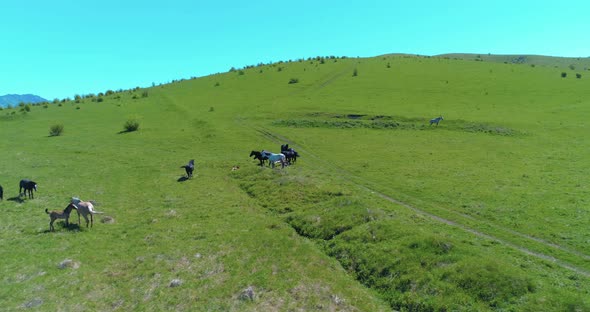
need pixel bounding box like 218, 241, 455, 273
255, 127, 590, 278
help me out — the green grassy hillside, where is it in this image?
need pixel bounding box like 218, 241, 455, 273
1, 54, 589, 311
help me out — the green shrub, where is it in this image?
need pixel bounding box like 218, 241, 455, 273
576, 73, 582, 79
124, 119, 140, 132
353, 68, 358, 77
561, 72, 567, 78
49, 124, 64, 136
142, 90, 149, 98
288, 78, 299, 84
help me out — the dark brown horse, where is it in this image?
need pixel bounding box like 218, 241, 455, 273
249, 150, 268, 166
280, 144, 299, 164
180, 160, 195, 178
19, 179, 37, 199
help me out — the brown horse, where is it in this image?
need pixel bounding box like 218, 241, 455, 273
46, 204, 77, 232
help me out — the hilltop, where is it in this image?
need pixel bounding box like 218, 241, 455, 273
0, 54, 589, 311
0, 94, 48, 107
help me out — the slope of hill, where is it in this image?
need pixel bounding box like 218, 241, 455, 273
1, 54, 589, 311
0, 94, 49, 107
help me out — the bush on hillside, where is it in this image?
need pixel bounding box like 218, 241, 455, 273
576, 73, 582, 79
353, 68, 358, 77
49, 124, 64, 136
123, 119, 140, 132
288, 78, 299, 84
561, 72, 567, 78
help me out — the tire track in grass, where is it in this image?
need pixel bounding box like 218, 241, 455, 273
254, 127, 590, 278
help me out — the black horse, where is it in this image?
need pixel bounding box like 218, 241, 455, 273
19, 179, 37, 199
181, 159, 195, 178
280, 144, 299, 164
249, 150, 268, 167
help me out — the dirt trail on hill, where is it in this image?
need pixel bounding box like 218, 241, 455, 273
254, 127, 590, 278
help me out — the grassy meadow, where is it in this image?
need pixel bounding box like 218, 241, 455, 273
1, 54, 589, 311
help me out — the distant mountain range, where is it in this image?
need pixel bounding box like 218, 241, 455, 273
0, 94, 49, 107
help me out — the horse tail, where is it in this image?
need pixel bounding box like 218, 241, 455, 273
45, 209, 49, 214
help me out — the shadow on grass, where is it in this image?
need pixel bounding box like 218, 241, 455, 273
177, 176, 189, 182
41, 222, 81, 233
117, 130, 137, 134
7, 196, 25, 203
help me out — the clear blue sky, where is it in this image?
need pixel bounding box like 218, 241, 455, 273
2, 0, 589, 100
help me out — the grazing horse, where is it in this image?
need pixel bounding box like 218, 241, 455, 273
430, 116, 444, 126
19, 179, 37, 199
249, 150, 268, 166
262, 151, 286, 168
180, 159, 195, 178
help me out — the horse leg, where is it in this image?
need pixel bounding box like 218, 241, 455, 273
82, 213, 90, 227
90, 214, 93, 227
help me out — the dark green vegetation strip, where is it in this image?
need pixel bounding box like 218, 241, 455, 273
233, 164, 585, 311
273, 113, 519, 136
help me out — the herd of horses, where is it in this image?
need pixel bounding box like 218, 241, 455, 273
4, 116, 443, 231
250, 144, 300, 168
